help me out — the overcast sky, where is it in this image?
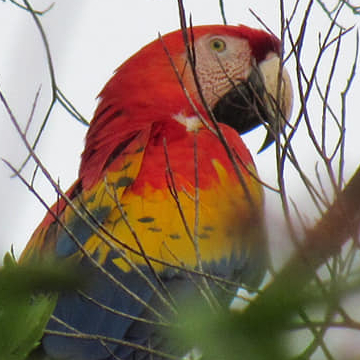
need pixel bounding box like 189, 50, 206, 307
0, 0, 360, 357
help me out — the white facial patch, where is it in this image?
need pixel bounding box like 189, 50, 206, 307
193, 35, 252, 108
173, 112, 203, 132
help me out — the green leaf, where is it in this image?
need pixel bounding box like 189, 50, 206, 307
0, 252, 86, 360
0, 291, 57, 360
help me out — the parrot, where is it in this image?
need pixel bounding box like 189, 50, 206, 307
20, 24, 292, 360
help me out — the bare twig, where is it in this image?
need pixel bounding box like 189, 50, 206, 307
10, 0, 88, 176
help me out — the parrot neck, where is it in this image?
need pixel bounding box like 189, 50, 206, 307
79, 88, 209, 190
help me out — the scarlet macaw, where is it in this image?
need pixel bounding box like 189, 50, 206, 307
21, 25, 292, 360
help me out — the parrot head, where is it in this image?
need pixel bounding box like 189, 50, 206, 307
82, 24, 292, 185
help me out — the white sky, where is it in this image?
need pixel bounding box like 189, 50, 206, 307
0, 1, 359, 356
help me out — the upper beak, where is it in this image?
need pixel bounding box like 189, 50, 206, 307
212, 53, 293, 152
256, 55, 293, 152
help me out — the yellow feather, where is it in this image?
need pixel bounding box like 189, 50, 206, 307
82, 160, 263, 274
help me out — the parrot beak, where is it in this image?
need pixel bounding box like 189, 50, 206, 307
256, 55, 293, 152
212, 54, 293, 152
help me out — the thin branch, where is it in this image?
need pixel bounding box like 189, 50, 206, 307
11, 0, 88, 175
177, 0, 258, 213
339, 30, 359, 187
45, 322, 180, 360
218, 0, 227, 25
9, 0, 54, 15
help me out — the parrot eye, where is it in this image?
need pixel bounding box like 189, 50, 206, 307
210, 38, 226, 53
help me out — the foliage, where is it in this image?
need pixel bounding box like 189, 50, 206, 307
0, 252, 85, 360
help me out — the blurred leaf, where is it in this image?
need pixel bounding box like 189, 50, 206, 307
0, 254, 86, 295
0, 251, 86, 360
171, 271, 358, 360
173, 296, 292, 360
